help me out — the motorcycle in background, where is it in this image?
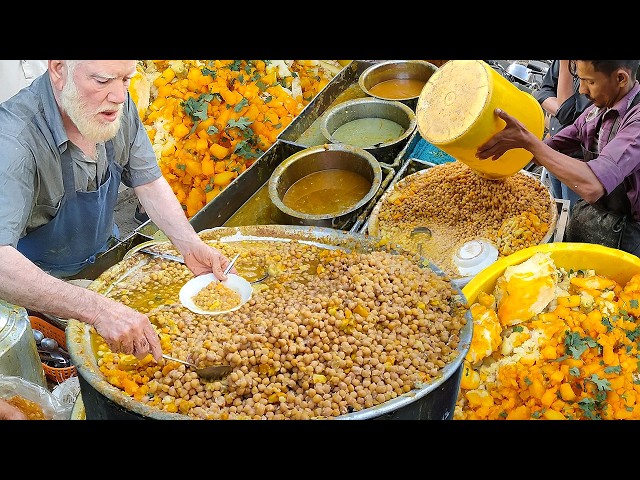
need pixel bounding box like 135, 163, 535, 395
485, 60, 551, 94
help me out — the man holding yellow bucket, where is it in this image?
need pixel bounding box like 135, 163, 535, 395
476, 60, 640, 255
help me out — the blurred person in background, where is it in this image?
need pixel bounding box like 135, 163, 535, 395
534, 60, 592, 210
0, 60, 48, 103
0, 60, 235, 362
477, 60, 640, 254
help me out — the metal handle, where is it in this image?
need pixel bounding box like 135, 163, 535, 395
139, 248, 185, 264
223, 254, 240, 275
162, 353, 193, 367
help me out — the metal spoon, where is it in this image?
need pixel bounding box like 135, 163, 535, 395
40, 337, 59, 351
410, 226, 432, 240
224, 254, 240, 276
410, 226, 433, 257
33, 329, 44, 345
162, 354, 232, 381
250, 272, 269, 284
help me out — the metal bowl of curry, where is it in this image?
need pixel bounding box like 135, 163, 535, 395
268, 144, 383, 229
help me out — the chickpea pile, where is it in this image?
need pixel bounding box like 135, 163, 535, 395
371, 161, 554, 278
192, 281, 241, 312
95, 239, 469, 419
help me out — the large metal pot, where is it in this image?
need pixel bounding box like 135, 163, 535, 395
268, 144, 382, 228
67, 225, 472, 420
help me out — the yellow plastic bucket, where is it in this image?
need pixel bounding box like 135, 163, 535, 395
415, 60, 544, 180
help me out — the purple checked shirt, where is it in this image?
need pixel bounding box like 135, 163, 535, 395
544, 82, 640, 221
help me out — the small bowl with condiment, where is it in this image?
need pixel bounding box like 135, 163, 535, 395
358, 60, 439, 110
269, 144, 382, 228
452, 239, 499, 277
320, 97, 416, 164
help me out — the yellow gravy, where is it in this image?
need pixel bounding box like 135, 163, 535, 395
369, 78, 426, 99
282, 169, 372, 215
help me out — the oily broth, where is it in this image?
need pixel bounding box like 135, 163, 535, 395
331, 117, 405, 147
369, 78, 426, 99
282, 169, 372, 215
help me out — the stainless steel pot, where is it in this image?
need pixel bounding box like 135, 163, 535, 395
358, 60, 438, 110
67, 225, 472, 420
320, 97, 416, 164
268, 144, 383, 228
0, 300, 47, 388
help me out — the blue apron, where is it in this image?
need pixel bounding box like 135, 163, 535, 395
17, 141, 122, 278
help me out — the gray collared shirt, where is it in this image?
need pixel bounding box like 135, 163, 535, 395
0, 72, 162, 247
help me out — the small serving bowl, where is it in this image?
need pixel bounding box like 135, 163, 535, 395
358, 60, 438, 110
179, 273, 252, 315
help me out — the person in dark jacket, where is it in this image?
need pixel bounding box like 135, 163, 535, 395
534, 60, 592, 209
477, 60, 640, 254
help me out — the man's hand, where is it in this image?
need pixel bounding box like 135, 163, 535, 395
91, 300, 163, 362
476, 108, 533, 160
0, 246, 163, 363
182, 241, 237, 281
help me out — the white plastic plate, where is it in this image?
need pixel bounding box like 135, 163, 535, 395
179, 273, 252, 315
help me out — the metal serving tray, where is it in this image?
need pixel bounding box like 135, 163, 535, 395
192, 142, 397, 232
357, 156, 570, 243
278, 60, 413, 167
70, 62, 412, 281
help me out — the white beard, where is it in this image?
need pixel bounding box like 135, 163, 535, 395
60, 75, 123, 143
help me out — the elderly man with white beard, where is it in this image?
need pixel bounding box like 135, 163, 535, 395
0, 60, 236, 362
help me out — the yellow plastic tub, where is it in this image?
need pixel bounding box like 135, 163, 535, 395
462, 242, 640, 304
415, 59, 544, 180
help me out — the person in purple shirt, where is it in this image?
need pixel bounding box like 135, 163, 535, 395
476, 60, 640, 254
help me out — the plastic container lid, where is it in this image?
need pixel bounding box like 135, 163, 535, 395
453, 239, 499, 276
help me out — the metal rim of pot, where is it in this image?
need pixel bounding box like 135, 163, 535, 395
66, 225, 473, 420
358, 60, 439, 102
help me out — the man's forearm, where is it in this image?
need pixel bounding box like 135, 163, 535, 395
527, 140, 605, 202
0, 245, 108, 325
133, 177, 202, 252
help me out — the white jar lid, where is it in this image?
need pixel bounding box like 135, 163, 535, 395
453, 239, 499, 276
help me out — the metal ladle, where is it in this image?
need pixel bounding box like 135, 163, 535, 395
410, 225, 433, 257
162, 354, 232, 381
164, 254, 239, 380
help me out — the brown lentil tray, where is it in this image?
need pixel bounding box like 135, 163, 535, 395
368, 161, 555, 278
93, 237, 469, 419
